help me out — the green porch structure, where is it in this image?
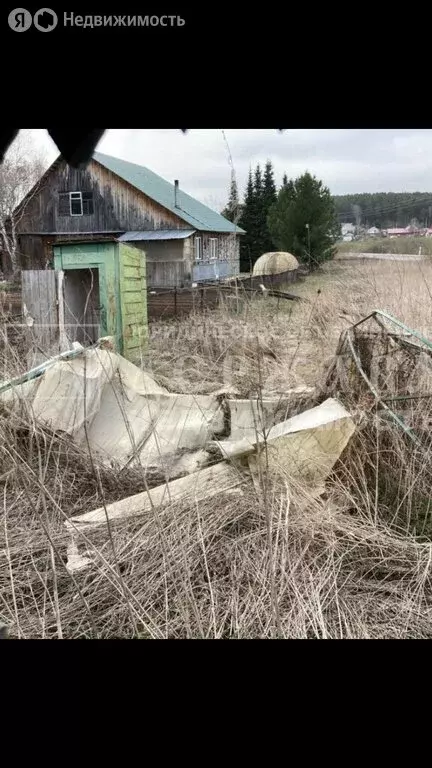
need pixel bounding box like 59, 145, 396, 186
53, 241, 147, 362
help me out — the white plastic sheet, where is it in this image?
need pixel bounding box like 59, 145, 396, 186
218, 398, 356, 485
1, 347, 224, 473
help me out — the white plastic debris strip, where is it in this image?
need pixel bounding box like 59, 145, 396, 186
66, 461, 246, 532
227, 388, 315, 441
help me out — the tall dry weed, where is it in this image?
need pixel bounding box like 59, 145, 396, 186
1, 258, 432, 638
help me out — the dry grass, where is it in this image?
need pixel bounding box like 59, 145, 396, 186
337, 236, 432, 255
2, 421, 432, 639
2, 258, 432, 639
145, 259, 432, 394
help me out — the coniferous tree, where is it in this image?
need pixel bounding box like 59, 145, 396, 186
240, 162, 293, 271
282, 173, 289, 188
268, 172, 340, 268
253, 164, 266, 257
254, 164, 263, 197
263, 160, 277, 206
221, 174, 240, 223
261, 160, 277, 252
239, 168, 256, 271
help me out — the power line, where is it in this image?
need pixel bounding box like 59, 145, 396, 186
335, 191, 432, 212
337, 199, 432, 220
335, 193, 432, 221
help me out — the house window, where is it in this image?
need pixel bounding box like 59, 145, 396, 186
59, 191, 94, 217
195, 236, 202, 261
209, 238, 218, 260
70, 192, 83, 216
82, 192, 94, 215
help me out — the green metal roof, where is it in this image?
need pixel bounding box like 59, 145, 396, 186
93, 151, 245, 234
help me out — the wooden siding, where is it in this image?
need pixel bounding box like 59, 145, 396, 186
193, 232, 240, 263
16, 158, 189, 235
18, 232, 121, 272
131, 239, 189, 288
196, 232, 239, 261
12, 159, 243, 280
146, 261, 186, 288
132, 232, 240, 289
53, 241, 148, 362
138, 239, 185, 262
192, 232, 240, 283
16, 235, 48, 271
118, 243, 147, 361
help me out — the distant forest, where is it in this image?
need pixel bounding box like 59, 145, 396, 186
333, 192, 432, 229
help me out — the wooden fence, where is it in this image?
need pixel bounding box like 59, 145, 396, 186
147, 281, 302, 320
239, 269, 300, 290
1, 274, 303, 340
148, 285, 223, 319
21, 270, 58, 352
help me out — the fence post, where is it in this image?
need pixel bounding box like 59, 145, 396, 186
200, 287, 204, 312
174, 286, 177, 317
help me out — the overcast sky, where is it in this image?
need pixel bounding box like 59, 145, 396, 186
28, 128, 432, 212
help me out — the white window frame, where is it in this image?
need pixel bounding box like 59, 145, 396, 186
70, 191, 83, 216
209, 238, 218, 261
195, 236, 202, 261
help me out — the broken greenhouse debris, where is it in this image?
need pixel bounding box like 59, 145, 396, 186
66, 396, 355, 533
66, 461, 247, 531
66, 538, 94, 573
0, 342, 85, 397
323, 310, 432, 444
227, 388, 315, 441
1, 342, 322, 482
1, 340, 357, 535
217, 398, 355, 485
0, 344, 224, 475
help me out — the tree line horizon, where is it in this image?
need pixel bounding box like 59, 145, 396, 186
221, 162, 432, 271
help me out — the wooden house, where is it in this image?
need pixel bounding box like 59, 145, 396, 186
3, 152, 244, 287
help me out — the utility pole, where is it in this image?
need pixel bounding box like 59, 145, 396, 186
305, 223, 311, 269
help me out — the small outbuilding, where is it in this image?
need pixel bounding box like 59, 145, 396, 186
51, 240, 147, 361
252, 251, 300, 288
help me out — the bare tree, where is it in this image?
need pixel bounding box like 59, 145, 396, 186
0, 131, 47, 280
